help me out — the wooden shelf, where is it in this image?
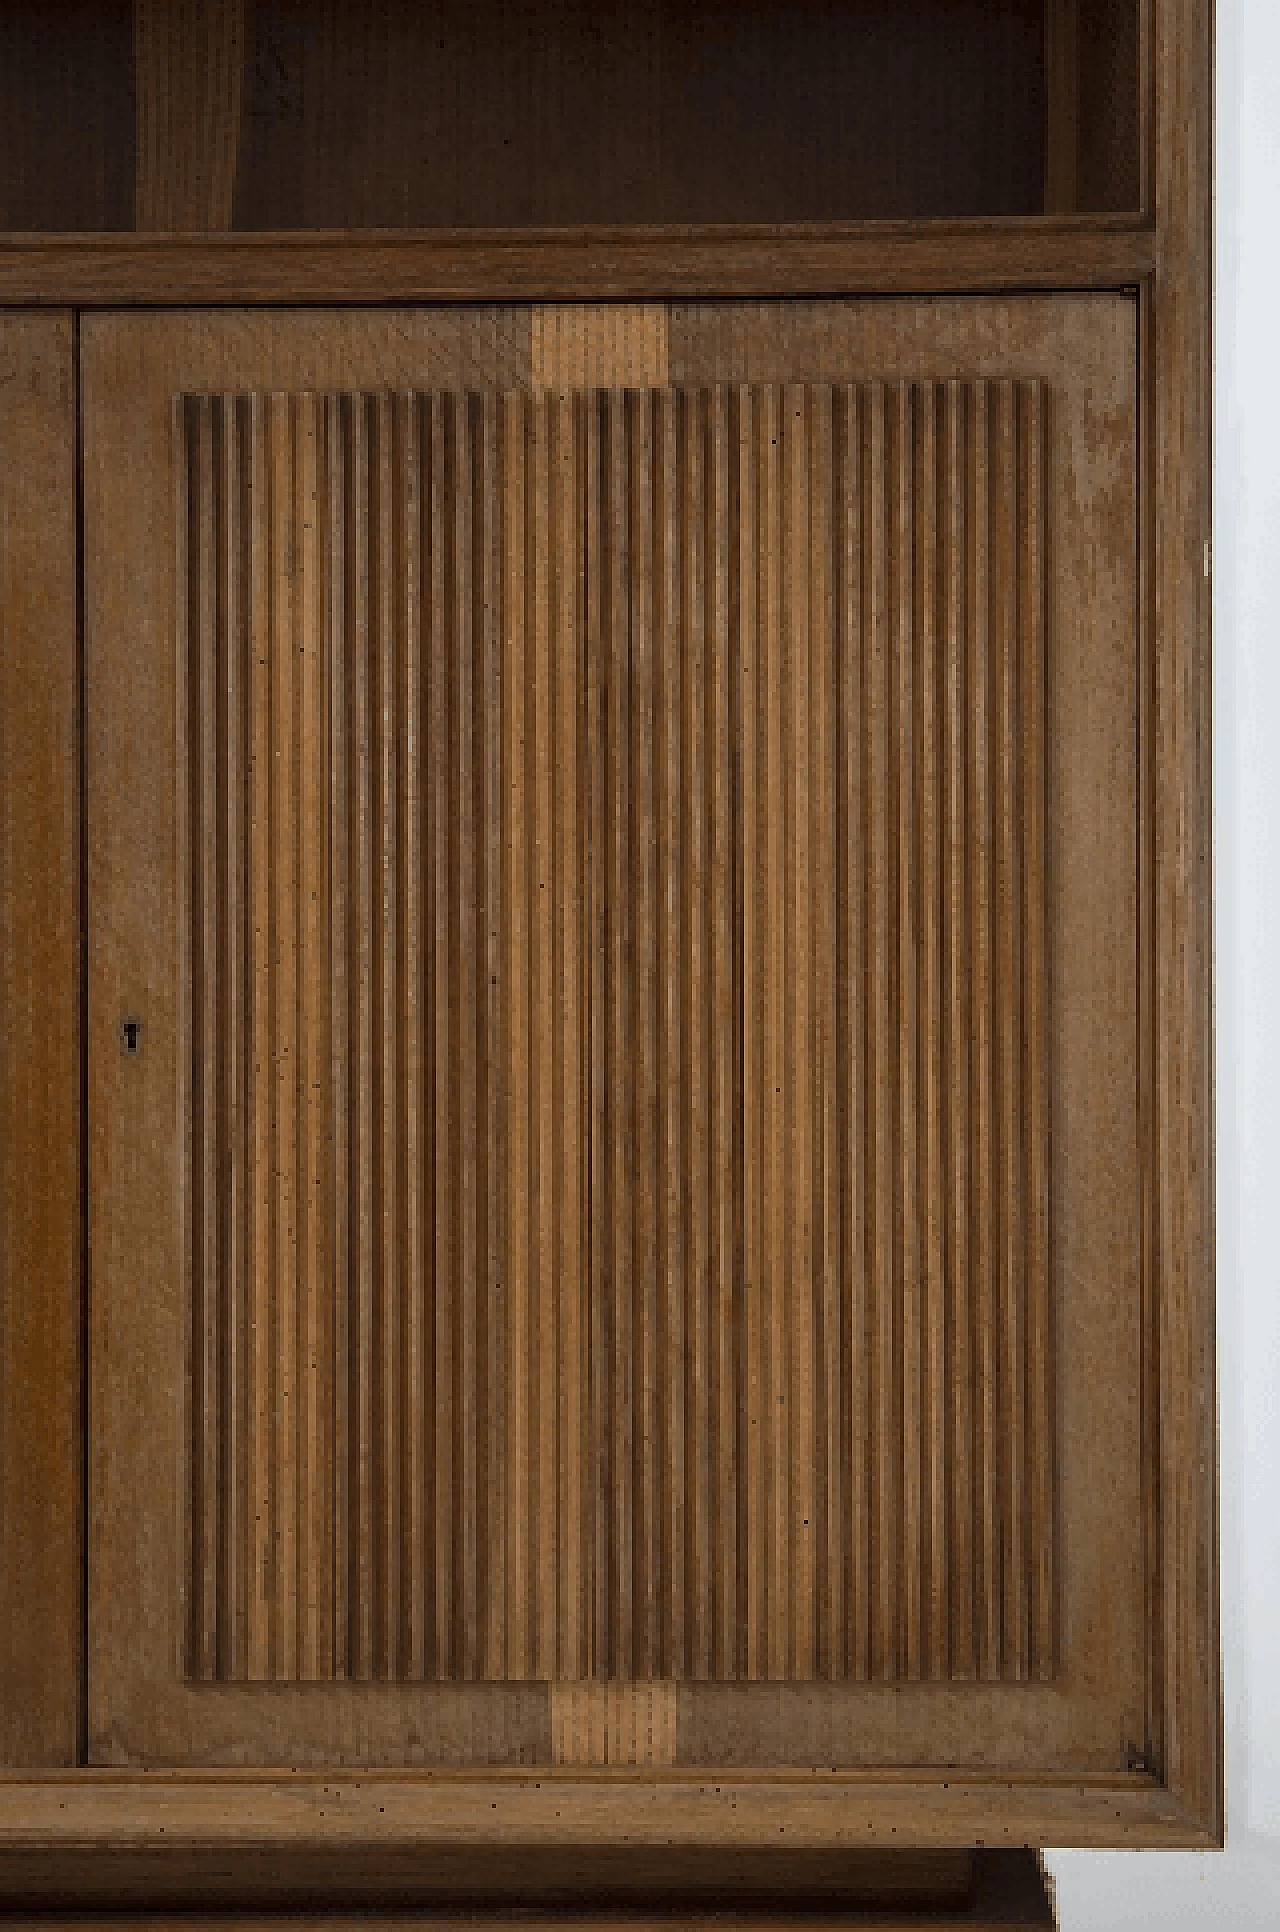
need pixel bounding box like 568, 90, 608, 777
0, 219, 1154, 306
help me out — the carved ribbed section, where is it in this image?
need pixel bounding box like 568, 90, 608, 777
182, 379, 1051, 1686
735, 381, 1052, 1682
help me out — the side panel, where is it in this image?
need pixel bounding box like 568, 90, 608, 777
0, 312, 81, 1764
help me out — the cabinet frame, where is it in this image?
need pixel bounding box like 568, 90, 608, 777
0, 0, 1216, 1862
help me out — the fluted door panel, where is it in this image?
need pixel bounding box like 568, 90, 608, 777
181, 379, 1051, 1686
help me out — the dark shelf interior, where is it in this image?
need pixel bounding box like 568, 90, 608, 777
0, 0, 1141, 233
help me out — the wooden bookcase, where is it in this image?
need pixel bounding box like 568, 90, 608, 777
0, 4, 1215, 1924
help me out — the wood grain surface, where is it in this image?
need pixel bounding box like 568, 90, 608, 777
134, 0, 246, 232
1150, 0, 1219, 1844
0, 314, 81, 1766
85, 297, 1141, 1780
176, 377, 1051, 1690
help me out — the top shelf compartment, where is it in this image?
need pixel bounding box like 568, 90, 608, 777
0, 0, 1143, 234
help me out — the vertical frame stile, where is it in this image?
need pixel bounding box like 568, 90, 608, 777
1137, 270, 1164, 1776
1153, 0, 1218, 1836
0, 314, 79, 1766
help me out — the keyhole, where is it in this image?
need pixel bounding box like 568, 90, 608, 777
120, 1016, 143, 1057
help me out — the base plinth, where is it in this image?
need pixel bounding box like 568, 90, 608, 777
0, 1850, 1055, 1928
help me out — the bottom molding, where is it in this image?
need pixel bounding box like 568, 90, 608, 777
0, 1852, 1055, 1927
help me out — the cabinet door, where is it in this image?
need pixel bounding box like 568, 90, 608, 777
85, 299, 1142, 1772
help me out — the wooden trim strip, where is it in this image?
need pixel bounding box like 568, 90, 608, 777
0, 223, 1155, 306
1151, 0, 1219, 1844
0, 1773, 1216, 1852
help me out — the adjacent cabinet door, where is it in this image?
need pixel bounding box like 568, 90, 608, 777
84, 300, 1145, 1773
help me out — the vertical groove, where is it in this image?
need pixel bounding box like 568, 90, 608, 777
993, 379, 1028, 1683
530, 389, 557, 1676
969, 381, 1001, 1683
1021, 382, 1054, 1683
893, 381, 922, 1685
673, 386, 697, 1680
866, 381, 897, 1681
481, 390, 506, 1684
246, 390, 272, 1681
374, 390, 401, 1679
836, 384, 868, 1683
585, 389, 608, 1684
787, 382, 816, 1682
429, 389, 454, 1680
918, 386, 948, 1684
223, 394, 249, 1684
297, 393, 327, 1679
810, 383, 839, 1683
709, 382, 739, 1683
452, 390, 479, 1678
942, 381, 974, 1684
738, 382, 764, 1681
327, 394, 351, 1678
401, 392, 426, 1681
269, 392, 298, 1681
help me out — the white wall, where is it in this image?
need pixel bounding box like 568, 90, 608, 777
1045, 0, 1280, 1919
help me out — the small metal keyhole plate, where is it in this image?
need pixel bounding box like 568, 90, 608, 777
120, 1016, 144, 1058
